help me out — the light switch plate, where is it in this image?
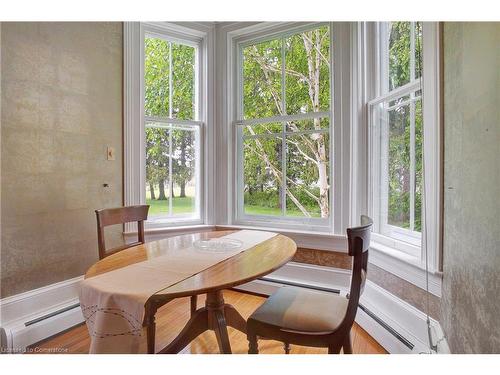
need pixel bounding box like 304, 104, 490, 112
107, 147, 115, 161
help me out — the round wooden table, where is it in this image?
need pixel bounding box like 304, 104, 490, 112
85, 230, 296, 354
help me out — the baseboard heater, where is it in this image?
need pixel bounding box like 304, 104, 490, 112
22, 281, 414, 351
24, 303, 81, 327
257, 276, 414, 350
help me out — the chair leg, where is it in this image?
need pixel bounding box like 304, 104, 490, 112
283, 342, 290, 354
328, 344, 342, 354
190, 295, 197, 317
145, 303, 158, 354
147, 318, 156, 354
248, 333, 259, 354
342, 333, 353, 354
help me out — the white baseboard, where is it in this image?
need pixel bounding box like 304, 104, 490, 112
235, 261, 449, 354
0, 276, 84, 353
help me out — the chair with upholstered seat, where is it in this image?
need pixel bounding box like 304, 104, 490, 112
246, 215, 373, 354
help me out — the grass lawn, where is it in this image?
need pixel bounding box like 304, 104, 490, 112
146, 197, 321, 218
147, 197, 195, 216
243, 204, 321, 218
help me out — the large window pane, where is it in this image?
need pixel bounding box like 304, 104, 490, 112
243, 39, 282, 119
145, 123, 199, 221
238, 25, 331, 225
144, 33, 200, 225
144, 37, 170, 117
172, 43, 196, 120
243, 136, 282, 216
371, 22, 426, 250
286, 132, 330, 218
285, 26, 330, 114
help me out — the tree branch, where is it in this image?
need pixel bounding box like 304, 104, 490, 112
286, 138, 319, 166
301, 32, 329, 66
248, 47, 310, 83
245, 129, 317, 216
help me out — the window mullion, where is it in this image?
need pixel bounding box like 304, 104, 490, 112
410, 22, 415, 83
236, 111, 330, 127
242, 128, 330, 140
145, 115, 203, 127
368, 80, 421, 107
168, 41, 173, 216
281, 36, 287, 217
281, 123, 286, 217
409, 94, 416, 231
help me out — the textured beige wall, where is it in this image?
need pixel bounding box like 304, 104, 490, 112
1, 22, 124, 298
441, 22, 500, 353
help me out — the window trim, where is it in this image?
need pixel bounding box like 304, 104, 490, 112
228, 22, 349, 234
364, 22, 442, 273
369, 23, 424, 246
142, 29, 202, 225
124, 22, 215, 231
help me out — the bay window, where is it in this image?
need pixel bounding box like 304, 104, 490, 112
124, 22, 441, 284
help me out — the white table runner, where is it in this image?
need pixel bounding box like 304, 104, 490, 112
79, 230, 277, 353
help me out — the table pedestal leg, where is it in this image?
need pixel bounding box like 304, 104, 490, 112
159, 290, 247, 354
224, 304, 247, 334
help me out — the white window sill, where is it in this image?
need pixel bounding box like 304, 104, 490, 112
369, 240, 442, 297
232, 217, 331, 233
216, 224, 348, 253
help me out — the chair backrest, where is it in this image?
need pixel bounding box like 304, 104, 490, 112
341, 215, 373, 330
95, 205, 149, 260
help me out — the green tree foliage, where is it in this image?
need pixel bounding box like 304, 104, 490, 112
144, 37, 196, 206
386, 22, 423, 231
242, 26, 331, 218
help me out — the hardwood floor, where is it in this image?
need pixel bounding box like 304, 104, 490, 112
32, 290, 387, 354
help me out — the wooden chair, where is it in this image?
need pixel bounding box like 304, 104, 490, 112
94, 205, 198, 326
246, 215, 373, 354
95, 205, 150, 260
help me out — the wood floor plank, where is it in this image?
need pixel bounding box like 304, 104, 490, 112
31, 290, 387, 354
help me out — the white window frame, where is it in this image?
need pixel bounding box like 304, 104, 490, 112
122, 21, 441, 294
124, 22, 215, 232
365, 22, 442, 275
369, 22, 423, 257
227, 22, 350, 234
